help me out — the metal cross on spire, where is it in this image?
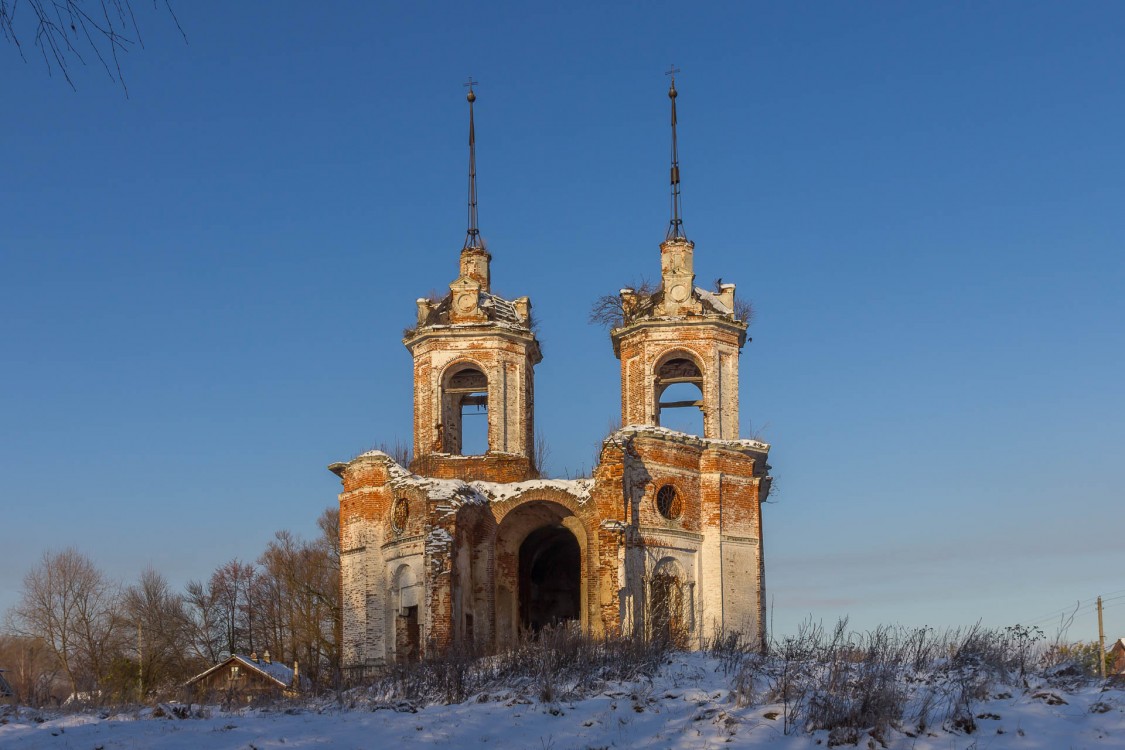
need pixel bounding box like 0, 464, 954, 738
463, 77, 483, 250
665, 65, 687, 241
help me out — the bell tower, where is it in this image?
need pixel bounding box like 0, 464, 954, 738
333, 74, 773, 674
612, 70, 749, 439
403, 81, 542, 482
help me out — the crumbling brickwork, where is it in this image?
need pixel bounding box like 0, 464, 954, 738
332, 232, 772, 676
405, 248, 540, 482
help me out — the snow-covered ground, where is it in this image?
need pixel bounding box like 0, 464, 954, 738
2, 652, 1122, 749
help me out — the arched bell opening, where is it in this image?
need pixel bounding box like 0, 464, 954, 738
654, 355, 705, 436
442, 365, 489, 455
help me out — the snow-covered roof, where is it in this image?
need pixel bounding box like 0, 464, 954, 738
694, 286, 733, 316
185, 654, 308, 691
616, 283, 745, 329
480, 292, 522, 326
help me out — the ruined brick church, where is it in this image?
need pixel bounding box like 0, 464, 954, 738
330, 76, 773, 673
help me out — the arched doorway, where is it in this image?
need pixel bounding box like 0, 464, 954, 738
390, 564, 421, 662
494, 500, 588, 643
650, 558, 688, 647
519, 525, 581, 632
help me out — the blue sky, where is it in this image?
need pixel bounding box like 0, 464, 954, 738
3, 2, 1123, 641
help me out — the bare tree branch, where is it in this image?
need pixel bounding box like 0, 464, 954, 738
589, 279, 657, 329
1, 0, 185, 93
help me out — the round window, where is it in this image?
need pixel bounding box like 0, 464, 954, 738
391, 498, 409, 534
656, 485, 682, 520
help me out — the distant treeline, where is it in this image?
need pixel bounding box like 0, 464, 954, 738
1, 508, 340, 706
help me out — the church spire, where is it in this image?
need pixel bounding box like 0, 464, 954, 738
463, 77, 482, 250
665, 66, 687, 242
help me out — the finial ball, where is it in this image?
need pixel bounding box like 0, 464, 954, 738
668, 84, 677, 99
467, 89, 476, 103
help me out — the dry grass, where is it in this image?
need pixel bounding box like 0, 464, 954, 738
708, 619, 1082, 739
355, 626, 672, 708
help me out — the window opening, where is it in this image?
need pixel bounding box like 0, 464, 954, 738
656, 484, 682, 520
655, 357, 704, 435
444, 367, 489, 455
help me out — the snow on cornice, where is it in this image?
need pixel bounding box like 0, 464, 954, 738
615, 424, 770, 453
346, 450, 593, 505
473, 477, 593, 505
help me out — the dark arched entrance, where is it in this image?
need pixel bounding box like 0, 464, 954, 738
519, 524, 580, 632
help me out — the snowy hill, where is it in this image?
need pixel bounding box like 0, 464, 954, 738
4, 624, 1124, 749
0, 656, 1120, 750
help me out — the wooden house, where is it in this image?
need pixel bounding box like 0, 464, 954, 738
1109, 638, 1125, 676
185, 651, 308, 702
0, 669, 13, 703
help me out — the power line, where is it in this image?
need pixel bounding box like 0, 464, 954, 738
1052, 594, 1125, 625
1025, 590, 1125, 627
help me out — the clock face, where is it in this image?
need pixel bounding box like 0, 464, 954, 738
669, 284, 689, 302
456, 293, 476, 313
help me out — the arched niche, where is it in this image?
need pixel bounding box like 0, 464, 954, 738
650, 556, 689, 646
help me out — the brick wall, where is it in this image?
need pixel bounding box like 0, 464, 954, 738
616, 322, 745, 439
333, 240, 773, 669
407, 333, 540, 480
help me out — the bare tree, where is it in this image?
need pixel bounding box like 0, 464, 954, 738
8, 548, 121, 698
317, 505, 340, 563
183, 578, 223, 665
317, 505, 342, 684
373, 439, 413, 467
252, 540, 291, 665
0, 0, 185, 92
209, 559, 257, 657
121, 567, 191, 699
733, 297, 753, 324
533, 429, 551, 477
0, 633, 63, 706
252, 509, 341, 687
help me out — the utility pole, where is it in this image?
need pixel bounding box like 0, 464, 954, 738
1097, 596, 1106, 679
138, 621, 144, 700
